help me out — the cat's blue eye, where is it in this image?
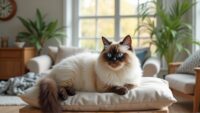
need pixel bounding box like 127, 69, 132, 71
117, 53, 124, 58
107, 53, 112, 58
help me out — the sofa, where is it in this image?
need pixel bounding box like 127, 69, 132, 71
27, 46, 161, 77
19, 46, 176, 113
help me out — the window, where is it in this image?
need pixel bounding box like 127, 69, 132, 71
72, 0, 156, 51
194, 0, 200, 51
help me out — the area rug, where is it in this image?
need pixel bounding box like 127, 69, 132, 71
0, 96, 27, 106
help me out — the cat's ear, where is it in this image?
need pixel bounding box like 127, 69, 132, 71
102, 36, 112, 48
120, 35, 133, 50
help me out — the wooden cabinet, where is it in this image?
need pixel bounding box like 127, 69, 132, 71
0, 47, 36, 79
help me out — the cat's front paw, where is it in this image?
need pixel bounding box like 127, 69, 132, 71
124, 84, 138, 90
58, 87, 68, 100
65, 87, 76, 96
111, 86, 128, 95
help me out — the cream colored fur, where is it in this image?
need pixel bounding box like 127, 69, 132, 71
96, 47, 142, 89
48, 52, 98, 92
46, 47, 142, 92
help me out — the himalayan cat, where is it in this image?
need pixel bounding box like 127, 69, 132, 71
39, 35, 142, 113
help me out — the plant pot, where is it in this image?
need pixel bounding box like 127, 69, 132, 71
15, 42, 25, 48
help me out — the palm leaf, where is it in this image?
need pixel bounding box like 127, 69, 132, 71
18, 17, 33, 33
46, 21, 58, 34
36, 8, 44, 30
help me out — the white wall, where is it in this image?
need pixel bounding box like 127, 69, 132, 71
0, 0, 64, 47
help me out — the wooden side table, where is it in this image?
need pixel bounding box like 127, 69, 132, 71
0, 47, 36, 79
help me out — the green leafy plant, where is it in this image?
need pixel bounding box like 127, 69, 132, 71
17, 9, 66, 54
135, 0, 199, 66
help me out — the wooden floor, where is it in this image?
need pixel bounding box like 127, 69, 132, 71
0, 95, 193, 113
169, 95, 193, 113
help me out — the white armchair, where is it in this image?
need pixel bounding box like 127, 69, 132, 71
165, 62, 200, 113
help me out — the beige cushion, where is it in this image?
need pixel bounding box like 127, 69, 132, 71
165, 74, 195, 94
55, 46, 88, 64
48, 46, 58, 63
19, 77, 176, 111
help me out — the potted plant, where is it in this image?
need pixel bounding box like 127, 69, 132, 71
135, 0, 199, 66
15, 36, 25, 48
17, 9, 66, 54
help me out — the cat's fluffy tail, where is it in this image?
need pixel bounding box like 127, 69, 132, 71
39, 77, 61, 113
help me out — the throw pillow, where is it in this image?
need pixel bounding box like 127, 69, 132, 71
48, 46, 58, 63
176, 49, 200, 74
135, 47, 151, 65
55, 46, 89, 64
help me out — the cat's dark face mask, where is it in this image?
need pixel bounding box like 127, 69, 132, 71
101, 35, 133, 69
104, 45, 125, 62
